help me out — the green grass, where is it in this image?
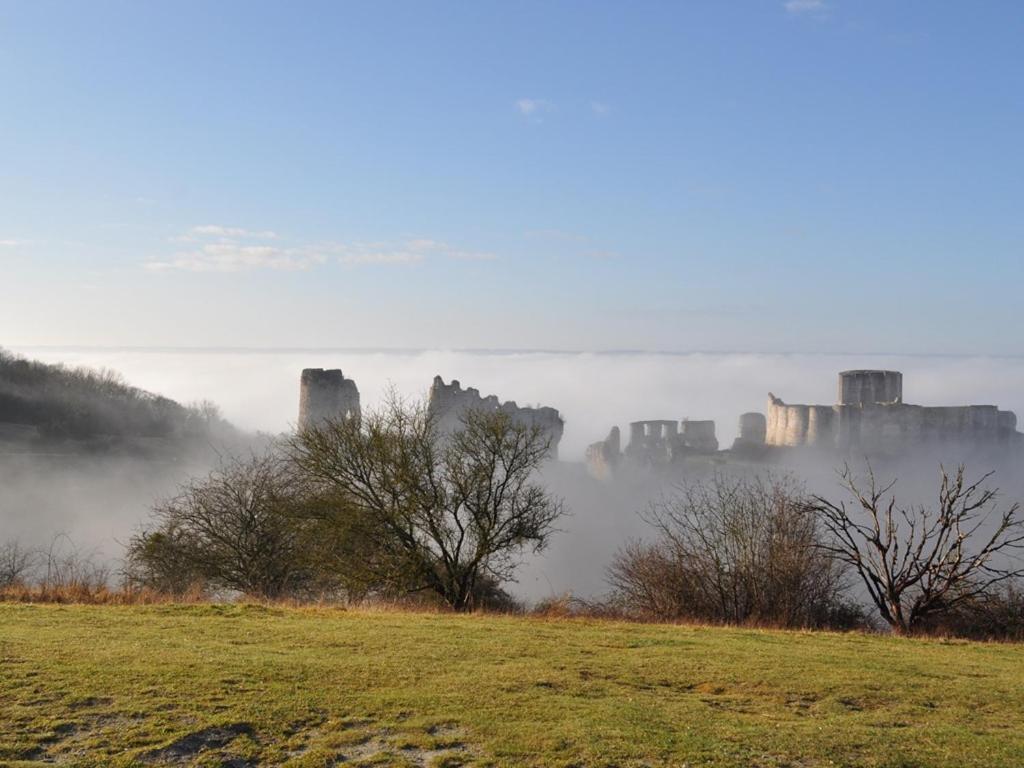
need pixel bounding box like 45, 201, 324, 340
2, 604, 1023, 767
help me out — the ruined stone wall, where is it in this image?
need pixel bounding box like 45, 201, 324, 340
625, 420, 677, 463
624, 419, 719, 456
1000, 410, 1018, 435
298, 368, 360, 429
681, 419, 719, 452
842, 403, 1014, 454
585, 417, 718, 476
765, 396, 836, 448
585, 426, 621, 480
427, 376, 564, 457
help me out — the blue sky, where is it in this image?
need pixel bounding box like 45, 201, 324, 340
1, 1, 1022, 352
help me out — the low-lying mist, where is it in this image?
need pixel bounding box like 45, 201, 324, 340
14, 348, 1024, 458
5, 348, 1024, 601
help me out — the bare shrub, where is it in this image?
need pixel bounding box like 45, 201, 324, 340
810, 464, 1024, 635
39, 534, 110, 591
532, 593, 625, 620
608, 473, 858, 629
915, 582, 1024, 640
0, 540, 38, 588
126, 452, 318, 599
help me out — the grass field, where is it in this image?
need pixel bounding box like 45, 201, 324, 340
1, 604, 1023, 767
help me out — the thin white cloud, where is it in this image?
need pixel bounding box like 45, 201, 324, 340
0, 238, 29, 247
328, 239, 496, 265
189, 224, 279, 239
146, 229, 495, 272
516, 98, 543, 115
784, 0, 828, 13
591, 101, 610, 116
516, 98, 555, 122
146, 243, 325, 273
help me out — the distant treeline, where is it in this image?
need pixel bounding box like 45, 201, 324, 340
0, 348, 231, 441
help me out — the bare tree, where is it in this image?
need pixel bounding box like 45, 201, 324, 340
809, 464, 1024, 635
127, 452, 314, 599
608, 473, 854, 628
289, 394, 565, 610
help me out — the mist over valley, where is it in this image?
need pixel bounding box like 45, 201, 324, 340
5, 346, 1023, 602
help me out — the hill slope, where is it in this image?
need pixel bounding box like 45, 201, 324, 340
0, 348, 234, 446
1, 604, 1022, 767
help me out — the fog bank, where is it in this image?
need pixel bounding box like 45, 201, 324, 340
14, 348, 1024, 460
6, 348, 1024, 601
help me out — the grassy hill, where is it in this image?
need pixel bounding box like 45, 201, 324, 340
1, 605, 1023, 767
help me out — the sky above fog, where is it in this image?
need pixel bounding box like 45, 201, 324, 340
3, 2, 1024, 353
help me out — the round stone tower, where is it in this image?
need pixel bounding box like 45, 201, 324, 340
838, 370, 903, 406
737, 412, 767, 445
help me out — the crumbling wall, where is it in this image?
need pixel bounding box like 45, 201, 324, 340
765, 395, 835, 448
841, 403, 1013, 454
298, 368, 360, 429
427, 376, 564, 458
681, 419, 718, 453
625, 420, 677, 464
586, 417, 718, 477
588, 369, 1020, 477
584, 426, 621, 480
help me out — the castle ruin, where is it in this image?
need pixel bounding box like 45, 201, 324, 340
294, 366, 1021, 478
298, 368, 361, 429
295, 369, 564, 457
427, 376, 565, 458
584, 369, 1021, 479
765, 370, 1019, 454
585, 417, 720, 477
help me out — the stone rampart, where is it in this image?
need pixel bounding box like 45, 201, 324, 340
427, 376, 564, 457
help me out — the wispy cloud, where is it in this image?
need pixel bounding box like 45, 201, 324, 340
516, 98, 545, 115
516, 98, 555, 122
0, 238, 30, 247
146, 243, 325, 273
173, 224, 279, 243
327, 238, 496, 265
784, 0, 828, 14
590, 101, 611, 116
146, 227, 495, 272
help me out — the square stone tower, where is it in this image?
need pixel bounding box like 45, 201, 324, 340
298, 368, 360, 429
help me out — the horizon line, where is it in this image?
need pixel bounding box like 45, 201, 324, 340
6, 344, 1024, 360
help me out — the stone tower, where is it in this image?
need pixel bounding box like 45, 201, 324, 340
838, 370, 903, 406
298, 368, 360, 429
737, 412, 767, 445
